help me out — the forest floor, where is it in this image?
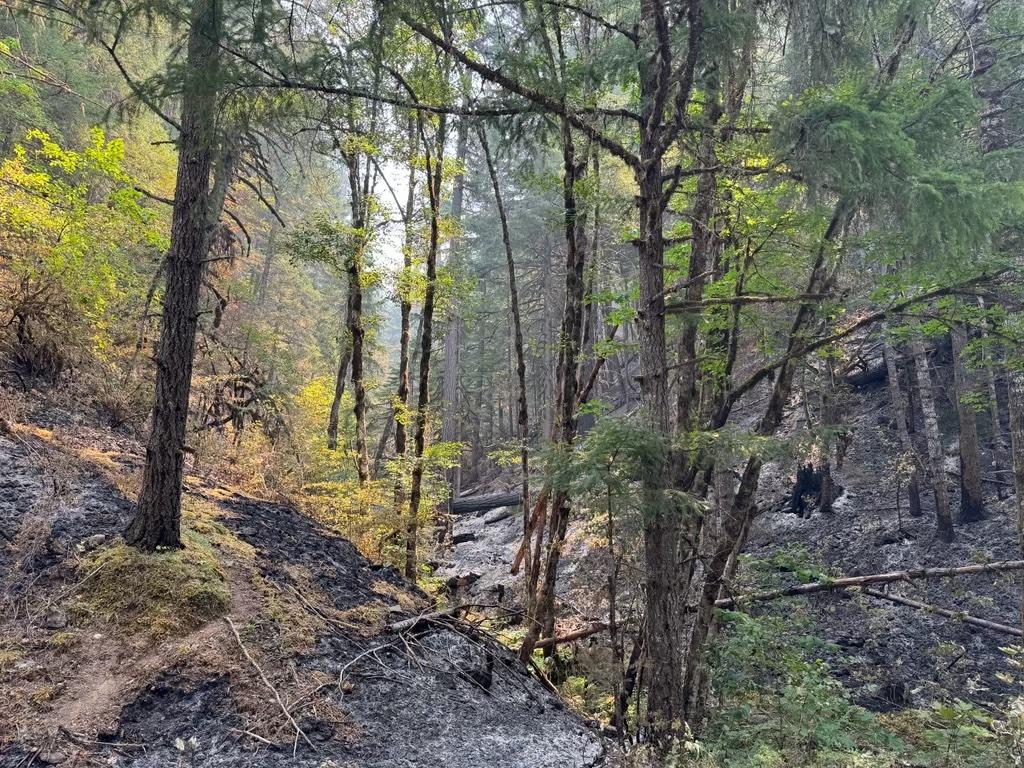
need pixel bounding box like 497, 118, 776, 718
438, 374, 1024, 721
0, 394, 603, 768
745, 375, 1022, 713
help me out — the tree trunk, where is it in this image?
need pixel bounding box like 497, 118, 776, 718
883, 337, 923, 517
479, 126, 532, 606
519, 117, 588, 661
951, 324, 985, 522
406, 115, 446, 580
1008, 370, 1024, 630
395, 116, 417, 547
910, 335, 955, 542
977, 298, 1008, 475
344, 152, 370, 484
440, 115, 469, 507
126, 0, 221, 550
326, 299, 353, 451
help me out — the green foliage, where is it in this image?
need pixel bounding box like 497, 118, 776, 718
0, 128, 163, 378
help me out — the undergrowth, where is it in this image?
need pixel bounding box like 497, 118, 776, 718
584, 549, 1024, 767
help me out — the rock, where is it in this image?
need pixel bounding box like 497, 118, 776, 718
37, 751, 69, 765
77, 533, 106, 552
451, 532, 477, 545
484, 507, 517, 524
446, 572, 480, 590
43, 609, 68, 630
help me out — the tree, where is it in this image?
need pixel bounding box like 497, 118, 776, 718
950, 323, 985, 523
127, 0, 224, 549
883, 337, 923, 518
405, 112, 447, 578
910, 333, 955, 543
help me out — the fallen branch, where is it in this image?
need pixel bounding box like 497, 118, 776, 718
716, 560, 1024, 608
224, 616, 316, 754
534, 622, 609, 650
862, 588, 1022, 637
388, 606, 468, 633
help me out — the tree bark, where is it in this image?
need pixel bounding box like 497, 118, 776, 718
127, 0, 222, 550
909, 335, 955, 542
951, 324, 985, 522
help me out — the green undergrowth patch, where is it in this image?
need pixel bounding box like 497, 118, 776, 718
77, 527, 230, 639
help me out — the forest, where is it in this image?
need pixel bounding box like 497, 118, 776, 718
1, 0, 1024, 765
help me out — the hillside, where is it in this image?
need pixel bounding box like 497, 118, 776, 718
0, 402, 602, 767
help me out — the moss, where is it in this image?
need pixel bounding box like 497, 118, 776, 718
0, 647, 25, 674
336, 601, 390, 634
29, 683, 62, 709
370, 579, 423, 613
45, 631, 78, 652
77, 531, 230, 639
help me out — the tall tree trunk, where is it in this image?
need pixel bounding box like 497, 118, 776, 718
951, 324, 985, 522
406, 115, 446, 580
479, 126, 532, 600
519, 117, 588, 661
883, 337, 923, 517
977, 298, 1008, 475
344, 152, 370, 484
910, 335, 955, 542
126, 0, 221, 550
395, 116, 417, 543
440, 115, 469, 506
327, 296, 354, 451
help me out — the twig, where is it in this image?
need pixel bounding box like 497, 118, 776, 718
336, 642, 398, 695
224, 616, 316, 754
229, 727, 275, 746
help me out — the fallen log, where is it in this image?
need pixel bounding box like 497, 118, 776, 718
862, 588, 1022, 637
451, 492, 521, 516
388, 607, 465, 634
716, 560, 1024, 609
534, 622, 609, 650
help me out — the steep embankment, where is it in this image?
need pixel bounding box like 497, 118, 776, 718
0, 409, 603, 767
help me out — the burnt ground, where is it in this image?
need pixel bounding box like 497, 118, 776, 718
437, 372, 1024, 718
745, 375, 1023, 712
0, 404, 603, 768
